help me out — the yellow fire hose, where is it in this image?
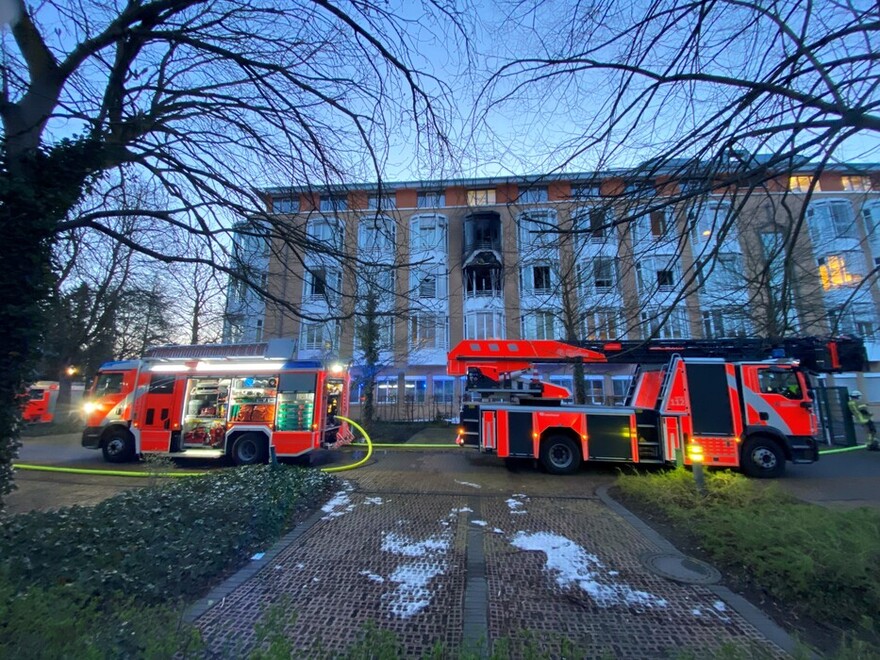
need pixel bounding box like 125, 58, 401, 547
14, 415, 375, 478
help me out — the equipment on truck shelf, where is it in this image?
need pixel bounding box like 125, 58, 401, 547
448, 337, 867, 478
81, 339, 350, 465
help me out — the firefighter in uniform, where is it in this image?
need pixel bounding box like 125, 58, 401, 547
848, 390, 879, 451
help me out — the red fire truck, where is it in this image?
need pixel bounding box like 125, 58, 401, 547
23, 381, 60, 424
81, 339, 350, 465
449, 337, 866, 478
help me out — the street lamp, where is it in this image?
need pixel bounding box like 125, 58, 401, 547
688, 443, 707, 496
66, 366, 79, 377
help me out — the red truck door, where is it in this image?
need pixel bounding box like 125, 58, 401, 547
135, 373, 183, 451
740, 365, 814, 437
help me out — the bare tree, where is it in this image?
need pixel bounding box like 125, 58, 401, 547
0, 0, 464, 505
478, 0, 880, 348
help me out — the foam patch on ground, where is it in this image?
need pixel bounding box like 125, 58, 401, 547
511, 531, 667, 609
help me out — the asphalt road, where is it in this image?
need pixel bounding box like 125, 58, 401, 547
4, 432, 879, 515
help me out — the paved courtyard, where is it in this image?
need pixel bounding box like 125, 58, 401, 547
193, 450, 785, 658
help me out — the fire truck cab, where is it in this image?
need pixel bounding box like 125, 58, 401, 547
81, 339, 350, 465
23, 381, 60, 424
450, 338, 866, 478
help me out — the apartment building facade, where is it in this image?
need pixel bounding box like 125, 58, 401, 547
231, 160, 880, 417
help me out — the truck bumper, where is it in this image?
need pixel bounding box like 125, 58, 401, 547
81, 427, 103, 449
788, 436, 819, 464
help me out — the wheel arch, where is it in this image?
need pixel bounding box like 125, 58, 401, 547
226, 429, 270, 456
539, 426, 583, 456
743, 426, 791, 461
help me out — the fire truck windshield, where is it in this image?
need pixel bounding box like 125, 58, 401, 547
94, 373, 124, 396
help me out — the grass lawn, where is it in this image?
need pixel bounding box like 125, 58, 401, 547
617, 468, 880, 656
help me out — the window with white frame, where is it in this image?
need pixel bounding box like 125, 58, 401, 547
829, 303, 877, 338
307, 218, 344, 250
368, 194, 396, 211
698, 253, 743, 293
518, 210, 558, 249
702, 308, 750, 338
862, 202, 880, 238
582, 308, 622, 340
611, 376, 631, 406
409, 313, 448, 350
521, 310, 557, 340
518, 187, 548, 204
358, 215, 396, 253
357, 267, 394, 298
790, 175, 820, 193
576, 207, 614, 242
693, 201, 735, 244
410, 265, 447, 299
320, 195, 348, 213
641, 307, 689, 339
304, 266, 341, 300
522, 263, 555, 295
410, 214, 447, 252
467, 189, 496, 206
301, 321, 338, 351
579, 257, 617, 296
807, 200, 858, 243
637, 257, 680, 294
760, 231, 787, 287
375, 377, 398, 405
842, 176, 872, 192
272, 197, 299, 214
418, 191, 445, 208
255, 319, 264, 341
818, 252, 867, 290
465, 311, 504, 339
584, 376, 604, 404
432, 377, 455, 403
632, 208, 673, 244
404, 377, 427, 404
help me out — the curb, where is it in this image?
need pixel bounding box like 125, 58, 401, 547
596, 484, 802, 657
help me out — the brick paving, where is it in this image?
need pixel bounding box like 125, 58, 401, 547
194, 450, 787, 658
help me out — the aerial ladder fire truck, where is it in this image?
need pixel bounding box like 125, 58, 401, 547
81, 339, 350, 465
448, 337, 866, 478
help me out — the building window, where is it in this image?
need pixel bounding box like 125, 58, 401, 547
842, 176, 871, 192
702, 309, 750, 338
375, 377, 398, 405
255, 319, 264, 341
418, 191, 445, 208
301, 322, 338, 351
272, 197, 299, 214
518, 210, 558, 249
410, 214, 447, 252
409, 313, 448, 350
304, 267, 340, 301
467, 189, 496, 206
574, 207, 614, 242
584, 377, 604, 404
582, 308, 622, 340
320, 195, 348, 213
432, 377, 455, 403
359, 215, 396, 252
307, 218, 344, 250
790, 175, 820, 193
818, 253, 866, 290
632, 209, 672, 244
829, 304, 877, 338
698, 254, 743, 293
611, 376, 631, 406
518, 187, 548, 204
368, 194, 396, 211
641, 307, 689, 339
692, 201, 734, 244
404, 377, 427, 404
637, 257, 679, 295
522, 311, 556, 340
578, 257, 617, 296
522, 263, 555, 295
571, 184, 601, 199
411, 266, 447, 299
354, 315, 394, 351
808, 200, 857, 243
465, 311, 505, 339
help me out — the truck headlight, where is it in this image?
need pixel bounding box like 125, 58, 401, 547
83, 402, 99, 414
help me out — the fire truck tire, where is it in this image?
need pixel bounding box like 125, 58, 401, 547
539, 435, 581, 475
102, 429, 136, 463
232, 433, 268, 466
741, 436, 786, 479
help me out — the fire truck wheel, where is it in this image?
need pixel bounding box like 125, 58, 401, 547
231, 433, 268, 466
741, 437, 786, 479
102, 430, 136, 463
539, 435, 581, 475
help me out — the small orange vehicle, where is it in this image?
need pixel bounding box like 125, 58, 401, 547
81, 339, 350, 464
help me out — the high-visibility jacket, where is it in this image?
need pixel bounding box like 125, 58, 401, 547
848, 399, 872, 424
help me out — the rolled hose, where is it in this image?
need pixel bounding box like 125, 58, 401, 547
14, 415, 374, 478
